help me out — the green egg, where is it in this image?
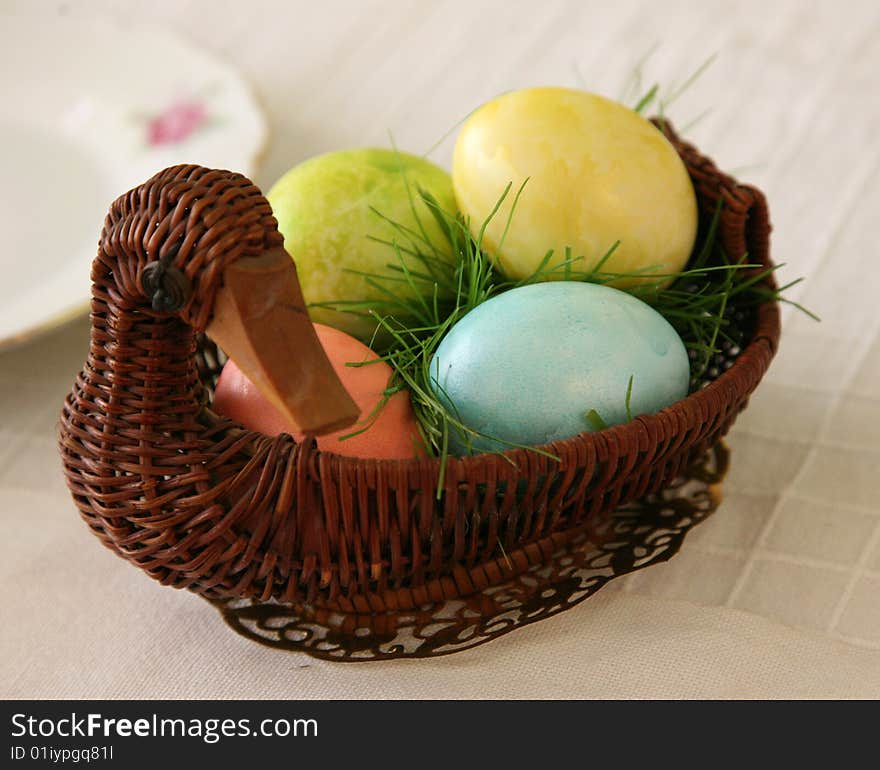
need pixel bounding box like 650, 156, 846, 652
268, 148, 457, 341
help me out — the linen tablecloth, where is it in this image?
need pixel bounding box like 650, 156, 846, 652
2, 0, 879, 699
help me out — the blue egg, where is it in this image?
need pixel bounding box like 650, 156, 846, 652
429, 282, 690, 454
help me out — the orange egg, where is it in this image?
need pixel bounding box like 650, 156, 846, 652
213, 324, 422, 459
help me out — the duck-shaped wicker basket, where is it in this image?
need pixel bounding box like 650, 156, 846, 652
58, 122, 779, 617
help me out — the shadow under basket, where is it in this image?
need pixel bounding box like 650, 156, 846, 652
59, 121, 780, 659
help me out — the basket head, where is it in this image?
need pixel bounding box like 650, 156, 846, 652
59, 121, 779, 611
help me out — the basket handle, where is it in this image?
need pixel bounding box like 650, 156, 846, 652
659, 119, 779, 355
656, 119, 772, 272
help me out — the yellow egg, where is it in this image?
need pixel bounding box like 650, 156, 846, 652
452, 87, 698, 286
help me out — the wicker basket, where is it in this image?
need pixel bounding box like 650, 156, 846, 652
58, 121, 779, 615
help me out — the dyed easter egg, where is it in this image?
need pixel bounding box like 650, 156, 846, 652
429, 282, 690, 454
452, 87, 698, 287
268, 148, 457, 341
214, 324, 422, 459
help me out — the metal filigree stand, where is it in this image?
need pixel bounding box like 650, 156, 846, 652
210, 442, 728, 661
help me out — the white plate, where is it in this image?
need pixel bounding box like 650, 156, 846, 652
0, 15, 267, 350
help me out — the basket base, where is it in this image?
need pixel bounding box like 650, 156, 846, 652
209, 442, 728, 661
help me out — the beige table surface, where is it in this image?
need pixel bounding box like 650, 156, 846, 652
2, 0, 879, 699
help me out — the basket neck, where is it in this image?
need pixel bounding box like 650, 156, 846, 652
83, 295, 204, 434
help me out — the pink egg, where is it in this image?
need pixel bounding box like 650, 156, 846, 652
213, 323, 422, 459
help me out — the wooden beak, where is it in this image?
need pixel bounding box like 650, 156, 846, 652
206, 247, 360, 435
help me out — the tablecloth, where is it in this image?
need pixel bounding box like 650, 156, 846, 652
2, 0, 879, 699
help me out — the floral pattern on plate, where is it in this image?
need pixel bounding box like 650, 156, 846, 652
146, 99, 210, 146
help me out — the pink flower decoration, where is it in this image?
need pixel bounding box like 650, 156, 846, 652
146, 100, 207, 146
